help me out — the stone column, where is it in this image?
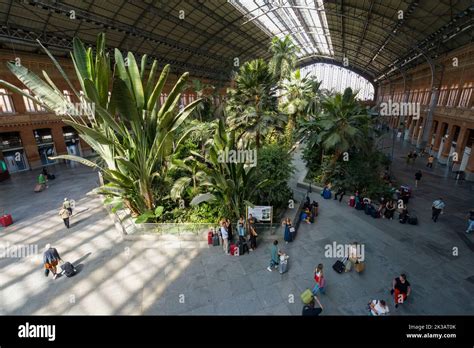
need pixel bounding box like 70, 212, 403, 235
411, 118, 421, 144
438, 123, 455, 165
50, 123, 68, 157
464, 148, 474, 182
453, 125, 469, 164
416, 117, 425, 147
432, 122, 446, 152
19, 126, 41, 169
407, 117, 416, 140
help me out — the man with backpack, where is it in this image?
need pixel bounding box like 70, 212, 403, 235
43, 244, 63, 280
59, 206, 71, 229
63, 198, 73, 215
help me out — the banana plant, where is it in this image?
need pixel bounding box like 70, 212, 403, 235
0, 33, 201, 216
190, 120, 269, 219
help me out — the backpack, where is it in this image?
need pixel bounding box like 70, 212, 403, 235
62, 262, 77, 277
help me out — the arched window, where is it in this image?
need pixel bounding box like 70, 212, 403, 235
458, 83, 473, 108
300, 63, 374, 100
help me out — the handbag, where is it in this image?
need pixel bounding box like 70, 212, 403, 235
289, 226, 296, 233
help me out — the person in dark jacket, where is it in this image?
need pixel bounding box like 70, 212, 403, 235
226, 218, 233, 243
302, 296, 323, 316
43, 244, 63, 280
415, 170, 422, 187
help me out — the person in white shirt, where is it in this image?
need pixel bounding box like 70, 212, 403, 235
369, 300, 390, 316
431, 198, 445, 222
220, 220, 229, 254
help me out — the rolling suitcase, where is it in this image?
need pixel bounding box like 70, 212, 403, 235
238, 241, 249, 255
230, 244, 237, 256
408, 215, 418, 225
349, 196, 355, 207
300, 289, 313, 304
212, 235, 220, 246
207, 231, 214, 245
0, 214, 13, 227
61, 262, 77, 278
279, 258, 288, 274
332, 258, 346, 273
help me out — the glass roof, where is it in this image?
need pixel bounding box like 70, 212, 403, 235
230, 0, 334, 58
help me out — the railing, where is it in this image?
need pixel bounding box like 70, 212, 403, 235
135, 221, 281, 238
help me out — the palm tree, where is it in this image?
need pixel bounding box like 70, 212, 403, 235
0, 34, 200, 216
268, 35, 299, 82
226, 59, 282, 149
279, 69, 321, 145
317, 88, 372, 166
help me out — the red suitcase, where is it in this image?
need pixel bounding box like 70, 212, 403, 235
349, 196, 355, 207
0, 214, 13, 227
230, 244, 237, 256
207, 231, 214, 245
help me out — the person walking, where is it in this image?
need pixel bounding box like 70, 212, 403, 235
248, 219, 258, 251
220, 219, 229, 254
267, 240, 283, 272
312, 263, 326, 295
59, 206, 71, 229
302, 296, 323, 316
414, 170, 422, 188
282, 218, 292, 244
63, 198, 73, 215
426, 155, 434, 168
391, 274, 411, 308
334, 187, 345, 203
431, 198, 445, 222
38, 172, 48, 189
466, 210, 474, 234
43, 244, 63, 280
368, 300, 390, 316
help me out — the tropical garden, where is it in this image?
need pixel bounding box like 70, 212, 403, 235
0, 33, 391, 223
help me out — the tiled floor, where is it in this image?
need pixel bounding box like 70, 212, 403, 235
0, 138, 473, 315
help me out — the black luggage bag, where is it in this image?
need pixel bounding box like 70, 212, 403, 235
62, 262, 77, 277
408, 215, 418, 225
332, 259, 346, 273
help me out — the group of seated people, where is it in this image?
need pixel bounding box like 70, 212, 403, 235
301, 197, 319, 224
353, 188, 412, 224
